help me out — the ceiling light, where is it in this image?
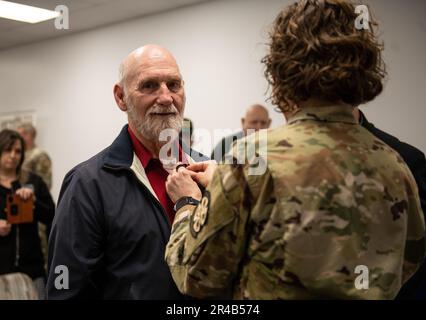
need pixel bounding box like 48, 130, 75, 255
0, 0, 60, 24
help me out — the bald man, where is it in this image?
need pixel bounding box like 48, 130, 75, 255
211, 104, 271, 162
47, 45, 208, 299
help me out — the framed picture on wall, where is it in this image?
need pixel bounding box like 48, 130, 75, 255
0, 110, 36, 131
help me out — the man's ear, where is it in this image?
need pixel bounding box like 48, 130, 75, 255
114, 84, 127, 111
241, 117, 245, 129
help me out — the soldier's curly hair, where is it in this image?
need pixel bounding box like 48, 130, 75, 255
262, 0, 386, 113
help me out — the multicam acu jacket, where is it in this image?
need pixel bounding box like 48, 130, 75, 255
166, 105, 426, 299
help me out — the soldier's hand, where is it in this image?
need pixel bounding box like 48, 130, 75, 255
186, 161, 217, 188
166, 167, 202, 203
0, 219, 12, 237
15, 187, 34, 201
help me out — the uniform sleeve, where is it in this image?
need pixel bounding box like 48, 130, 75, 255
46, 168, 104, 299
165, 164, 255, 298
398, 152, 426, 296
412, 152, 426, 219
402, 174, 426, 284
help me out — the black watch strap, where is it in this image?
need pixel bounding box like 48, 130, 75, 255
174, 197, 200, 212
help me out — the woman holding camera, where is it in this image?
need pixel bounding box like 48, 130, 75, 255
0, 129, 55, 299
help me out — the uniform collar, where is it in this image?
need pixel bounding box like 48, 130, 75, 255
287, 105, 357, 126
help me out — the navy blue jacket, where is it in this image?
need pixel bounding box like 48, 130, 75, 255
47, 125, 208, 299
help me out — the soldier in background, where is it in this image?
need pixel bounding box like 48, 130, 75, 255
210, 104, 271, 162
180, 118, 195, 149
164, 0, 426, 299
17, 123, 53, 272
17, 123, 52, 190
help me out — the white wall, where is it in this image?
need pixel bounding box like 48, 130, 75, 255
0, 0, 425, 202
363, 0, 426, 148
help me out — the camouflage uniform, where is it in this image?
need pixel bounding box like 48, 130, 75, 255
22, 147, 52, 272
22, 147, 52, 190
166, 106, 426, 299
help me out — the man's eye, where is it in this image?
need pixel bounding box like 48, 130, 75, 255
141, 81, 159, 91
167, 80, 182, 92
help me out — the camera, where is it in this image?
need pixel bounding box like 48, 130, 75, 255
6, 194, 34, 224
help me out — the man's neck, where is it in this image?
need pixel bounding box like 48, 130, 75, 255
352, 107, 359, 122
129, 124, 163, 158
140, 136, 164, 158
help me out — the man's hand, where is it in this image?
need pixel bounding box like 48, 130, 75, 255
166, 167, 202, 203
186, 161, 218, 188
15, 187, 34, 201
0, 219, 11, 237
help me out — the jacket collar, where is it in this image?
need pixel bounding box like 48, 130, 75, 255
103, 124, 135, 169
103, 124, 202, 201
358, 109, 374, 130
103, 124, 208, 169
287, 105, 357, 126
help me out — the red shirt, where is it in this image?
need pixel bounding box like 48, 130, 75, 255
128, 127, 187, 225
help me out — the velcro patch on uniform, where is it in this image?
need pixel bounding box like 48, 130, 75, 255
190, 191, 210, 238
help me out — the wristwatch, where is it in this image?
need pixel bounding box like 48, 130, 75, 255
173, 196, 200, 212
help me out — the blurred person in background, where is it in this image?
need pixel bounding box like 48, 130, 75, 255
0, 129, 55, 299
211, 104, 271, 162
17, 123, 52, 190
17, 123, 53, 273
180, 117, 195, 149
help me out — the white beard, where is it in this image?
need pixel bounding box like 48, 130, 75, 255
127, 99, 183, 142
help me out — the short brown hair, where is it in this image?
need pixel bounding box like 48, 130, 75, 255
262, 0, 386, 113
